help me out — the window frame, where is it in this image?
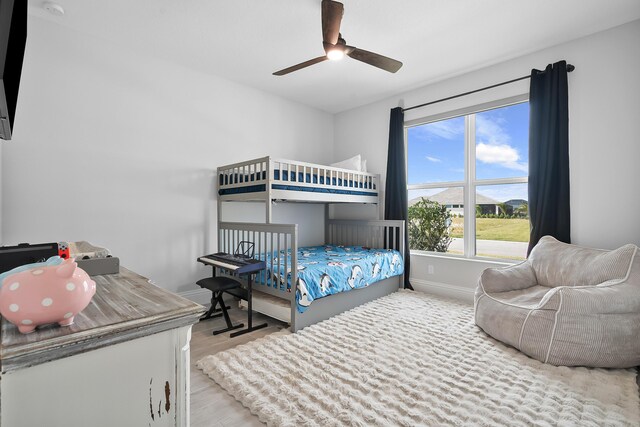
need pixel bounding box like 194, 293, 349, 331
405, 94, 529, 260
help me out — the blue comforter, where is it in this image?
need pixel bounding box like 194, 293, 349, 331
263, 245, 404, 312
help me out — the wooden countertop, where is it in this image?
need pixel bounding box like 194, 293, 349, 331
0, 267, 205, 373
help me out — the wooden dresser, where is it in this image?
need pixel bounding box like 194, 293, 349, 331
0, 267, 204, 427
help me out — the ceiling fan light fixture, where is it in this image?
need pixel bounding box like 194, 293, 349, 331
327, 49, 345, 61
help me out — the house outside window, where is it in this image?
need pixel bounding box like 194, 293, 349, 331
406, 96, 530, 260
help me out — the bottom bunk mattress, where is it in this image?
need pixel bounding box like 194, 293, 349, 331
260, 245, 404, 312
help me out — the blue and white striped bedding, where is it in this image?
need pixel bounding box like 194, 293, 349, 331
262, 245, 403, 312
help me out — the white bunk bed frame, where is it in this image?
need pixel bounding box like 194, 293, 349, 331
217, 156, 404, 332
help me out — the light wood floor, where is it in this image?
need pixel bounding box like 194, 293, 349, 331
190, 305, 288, 427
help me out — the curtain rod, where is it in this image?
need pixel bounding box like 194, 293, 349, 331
403, 63, 575, 113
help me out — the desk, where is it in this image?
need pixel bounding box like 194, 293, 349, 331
0, 267, 205, 427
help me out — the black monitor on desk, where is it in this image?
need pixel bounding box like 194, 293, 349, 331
0, 243, 59, 274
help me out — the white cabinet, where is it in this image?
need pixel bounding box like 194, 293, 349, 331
0, 268, 204, 427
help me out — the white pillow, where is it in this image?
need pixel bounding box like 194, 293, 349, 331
361, 159, 367, 173
330, 154, 362, 171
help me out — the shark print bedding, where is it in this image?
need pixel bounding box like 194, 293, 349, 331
263, 245, 404, 312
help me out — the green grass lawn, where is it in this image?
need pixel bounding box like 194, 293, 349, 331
450, 217, 529, 242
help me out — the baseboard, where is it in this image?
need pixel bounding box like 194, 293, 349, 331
410, 278, 475, 304
179, 288, 212, 306
179, 288, 242, 308
183, 286, 291, 324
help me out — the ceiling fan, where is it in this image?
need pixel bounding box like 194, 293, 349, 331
273, 0, 402, 76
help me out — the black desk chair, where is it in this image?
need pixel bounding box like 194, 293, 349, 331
196, 276, 244, 335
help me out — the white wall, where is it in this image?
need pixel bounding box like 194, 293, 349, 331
333, 20, 640, 301
219, 202, 325, 248
1, 16, 333, 295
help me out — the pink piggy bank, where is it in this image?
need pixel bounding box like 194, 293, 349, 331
0, 258, 96, 334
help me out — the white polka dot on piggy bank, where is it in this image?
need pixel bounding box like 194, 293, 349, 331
0, 258, 96, 334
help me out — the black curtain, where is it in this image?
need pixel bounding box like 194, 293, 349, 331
527, 60, 571, 255
385, 107, 412, 289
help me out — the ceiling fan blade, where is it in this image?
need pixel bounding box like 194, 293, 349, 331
321, 0, 344, 45
346, 47, 403, 73
273, 56, 328, 76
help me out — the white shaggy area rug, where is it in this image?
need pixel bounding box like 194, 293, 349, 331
197, 290, 640, 426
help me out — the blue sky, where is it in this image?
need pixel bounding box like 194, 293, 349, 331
407, 102, 529, 201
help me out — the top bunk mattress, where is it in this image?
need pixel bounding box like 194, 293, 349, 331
259, 245, 404, 313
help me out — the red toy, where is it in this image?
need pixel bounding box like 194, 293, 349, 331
58, 242, 70, 259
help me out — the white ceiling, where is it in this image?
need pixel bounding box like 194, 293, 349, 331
28, 0, 640, 113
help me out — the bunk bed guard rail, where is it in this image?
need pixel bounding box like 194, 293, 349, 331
217, 157, 379, 198
326, 219, 405, 255
218, 221, 298, 301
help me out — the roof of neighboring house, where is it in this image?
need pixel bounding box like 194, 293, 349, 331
505, 199, 527, 207
409, 187, 500, 206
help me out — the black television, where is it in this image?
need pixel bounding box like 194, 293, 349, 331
0, 0, 27, 141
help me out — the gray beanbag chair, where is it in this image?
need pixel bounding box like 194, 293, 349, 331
475, 236, 640, 368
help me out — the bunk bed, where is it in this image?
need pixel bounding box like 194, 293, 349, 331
216, 156, 404, 332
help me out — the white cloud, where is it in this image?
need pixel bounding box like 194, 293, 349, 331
422, 119, 464, 140
477, 143, 518, 163
475, 115, 527, 173
425, 156, 442, 163
476, 143, 528, 173
476, 115, 509, 145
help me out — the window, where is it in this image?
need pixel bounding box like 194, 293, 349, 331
406, 97, 529, 260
